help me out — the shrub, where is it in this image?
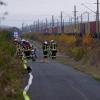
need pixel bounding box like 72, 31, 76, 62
82, 34, 92, 46
0, 30, 24, 100
67, 47, 86, 61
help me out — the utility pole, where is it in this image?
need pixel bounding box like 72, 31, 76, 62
37, 19, 40, 32
52, 15, 54, 33
40, 21, 42, 33
71, 17, 72, 24
96, 0, 100, 37
87, 12, 89, 22
22, 23, 24, 32
69, 17, 71, 25
88, 12, 90, 33
35, 21, 36, 32
81, 14, 83, 24
77, 16, 78, 24
33, 21, 35, 32
36, 21, 38, 32
94, 0, 100, 37
57, 19, 59, 27
46, 18, 48, 33
57, 19, 59, 33
61, 11, 63, 33
97, 0, 99, 34
73, 5, 78, 33
63, 19, 64, 33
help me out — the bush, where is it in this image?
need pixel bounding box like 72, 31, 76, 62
82, 34, 92, 46
0, 30, 12, 40
0, 30, 24, 100
67, 47, 86, 61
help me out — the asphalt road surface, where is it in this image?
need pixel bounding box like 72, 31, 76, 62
27, 49, 100, 100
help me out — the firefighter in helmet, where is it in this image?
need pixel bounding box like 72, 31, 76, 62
50, 40, 57, 59
42, 41, 49, 62
16, 44, 22, 57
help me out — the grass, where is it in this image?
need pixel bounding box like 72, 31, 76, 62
93, 75, 100, 81
56, 55, 100, 81
0, 30, 24, 100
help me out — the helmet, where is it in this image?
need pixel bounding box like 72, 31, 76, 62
26, 41, 29, 43
44, 41, 48, 44
21, 39, 26, 42
14, 38, 17, 41
50, 40, 54, 42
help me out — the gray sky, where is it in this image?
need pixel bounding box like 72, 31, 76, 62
1, 0, 97, 27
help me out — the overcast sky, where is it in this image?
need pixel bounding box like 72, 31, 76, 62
0, 0, 97, 27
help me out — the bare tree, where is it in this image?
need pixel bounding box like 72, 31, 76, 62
0, 0, 6, 6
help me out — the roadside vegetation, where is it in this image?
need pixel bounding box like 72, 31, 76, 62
23, 32, 100, 80
0, 30, 24, 100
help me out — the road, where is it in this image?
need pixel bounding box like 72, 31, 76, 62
26, 49, 100, 100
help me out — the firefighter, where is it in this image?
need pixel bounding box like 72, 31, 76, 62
31, 47, 37, 61
23, 41, 31, 58
16, 44, 22, 57
14, 38, 19, 46
42, 41, 49, 62
33, 47, 37, 58
50, 40, 57, 59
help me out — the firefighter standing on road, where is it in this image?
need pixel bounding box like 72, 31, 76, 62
42, 41, 49, 62
50, 40, 57, 59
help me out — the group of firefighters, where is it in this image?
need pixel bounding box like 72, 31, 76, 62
42, 40, 57, 61
14, 38, 37, 60
14, 38, 57, 62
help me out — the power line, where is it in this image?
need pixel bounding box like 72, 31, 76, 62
81, 3, 96, 14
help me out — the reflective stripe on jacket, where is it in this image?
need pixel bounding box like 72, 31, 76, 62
50, 42, 57, 51
43, 44, 48, 51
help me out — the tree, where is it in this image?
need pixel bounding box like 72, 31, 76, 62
0, 0, 6, 6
